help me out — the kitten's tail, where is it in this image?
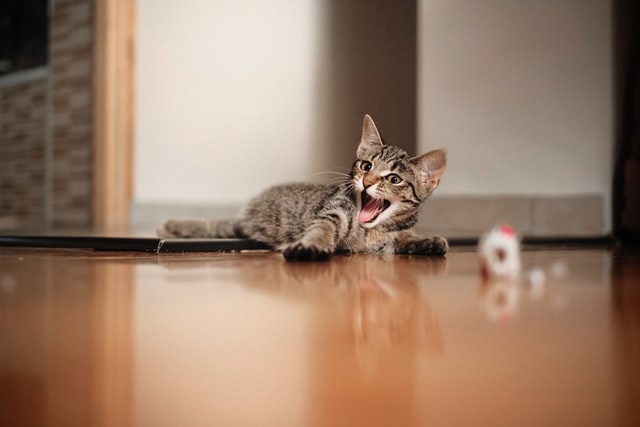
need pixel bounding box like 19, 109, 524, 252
212, 219, 246, 238
157, 218, 246, 238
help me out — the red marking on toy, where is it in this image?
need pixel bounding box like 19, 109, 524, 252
500, 225, 516, 237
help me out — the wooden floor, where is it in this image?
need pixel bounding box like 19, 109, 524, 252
0, 245, 639, 426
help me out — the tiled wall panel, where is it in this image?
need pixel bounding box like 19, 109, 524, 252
50, 0, 94, 228
0, 0, 94, 230
0, 81, 47, 228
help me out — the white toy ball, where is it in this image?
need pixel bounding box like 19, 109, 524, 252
478, 225, 522, 280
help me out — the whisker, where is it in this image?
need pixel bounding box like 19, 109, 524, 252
342, 182, 356, 197
310, 170, 356, 190
334, 166, 352, 172
310, 170, 352, 178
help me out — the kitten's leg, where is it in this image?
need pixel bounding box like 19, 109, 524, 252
157, 218, 243, 238
394, 231, 449, 256
282, 214, 349, 261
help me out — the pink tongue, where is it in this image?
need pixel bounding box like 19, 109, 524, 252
359, 197, 381, 223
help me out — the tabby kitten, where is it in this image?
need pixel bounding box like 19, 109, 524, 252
158, 114, 448, 261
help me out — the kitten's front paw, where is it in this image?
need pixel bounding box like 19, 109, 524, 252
157, 219, 209, 238
429, 236, 449, 256
283, 243, 333, 262
401, 236, 449, 256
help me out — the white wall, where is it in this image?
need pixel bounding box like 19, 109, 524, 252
418, 0, 613, 198
135, 0, 614, 233
135, 0, 320, 205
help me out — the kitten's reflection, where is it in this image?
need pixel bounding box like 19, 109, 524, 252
155, 253, 444, 422
157, 254, 446, 363
280, 255, 447, 420
288, 256, 446, 367
282, 255, 446, 378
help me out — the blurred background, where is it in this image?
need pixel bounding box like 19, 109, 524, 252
0, 0, 638, 240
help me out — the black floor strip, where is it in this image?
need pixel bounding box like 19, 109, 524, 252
0, 235, 616, 253
0, 235, 271, 253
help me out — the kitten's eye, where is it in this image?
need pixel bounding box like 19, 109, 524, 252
360, 161, 372, 172
386, 174, 403, 185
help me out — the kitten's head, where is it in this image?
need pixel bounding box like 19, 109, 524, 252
351, 114, 446, 230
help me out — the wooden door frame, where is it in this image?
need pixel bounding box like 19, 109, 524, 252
93, 0, 135, 230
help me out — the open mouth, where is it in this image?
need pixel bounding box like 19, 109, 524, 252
359, 191, 391, 224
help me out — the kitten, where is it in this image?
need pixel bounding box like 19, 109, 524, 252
158, 114, 448, 261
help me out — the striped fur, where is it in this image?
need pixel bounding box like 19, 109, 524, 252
158, 115, 448, 261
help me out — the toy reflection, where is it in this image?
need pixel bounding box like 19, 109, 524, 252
478, 225, 568, 323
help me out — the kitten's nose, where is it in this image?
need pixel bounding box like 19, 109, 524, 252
363, 175, 376, 188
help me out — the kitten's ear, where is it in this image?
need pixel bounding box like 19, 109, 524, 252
411, 149, 447, 190
357, 114, 383, 158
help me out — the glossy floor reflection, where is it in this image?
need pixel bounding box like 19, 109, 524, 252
0, 247, 638, 426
